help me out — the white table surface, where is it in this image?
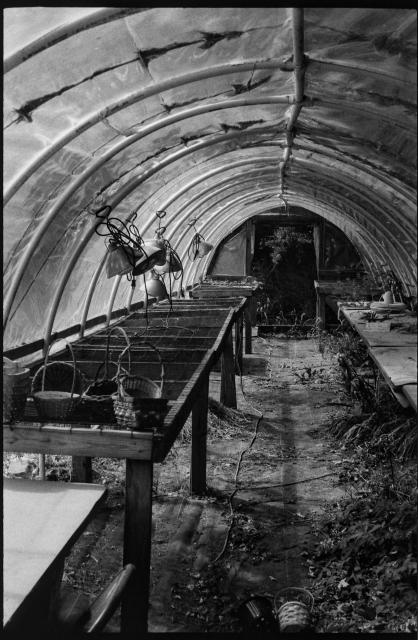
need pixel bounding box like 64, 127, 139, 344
3, 478, 106, 628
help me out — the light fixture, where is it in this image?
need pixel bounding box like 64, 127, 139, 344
150, 210, 183, 275
132, 240, 166, 275
153, 251, 183, 275
105, 241, 144, 279
141, 270, 168, 300
187, 218, 213, 261
93, 206, 167, 279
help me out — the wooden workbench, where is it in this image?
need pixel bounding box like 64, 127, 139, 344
3, 295, 249, 633
339, 306, 417, 411
191, 277, 260, 355
314, 279, 381, 327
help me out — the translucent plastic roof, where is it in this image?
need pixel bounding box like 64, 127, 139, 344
3, 7, 417, 351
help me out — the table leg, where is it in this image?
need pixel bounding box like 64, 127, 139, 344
191, 375, 209, 495
220, 331, 237, 409
244, 315, 252, 354
121, 459, 153, 634
234, 316, 243, 374
71, 456, 92, 483
316, 292, 326, 329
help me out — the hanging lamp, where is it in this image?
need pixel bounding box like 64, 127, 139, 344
105, 241, 144, 279
94, 206, 163, 279
187, 218, 213, 261
141, 270, 168, 300
151, 210, 183, 274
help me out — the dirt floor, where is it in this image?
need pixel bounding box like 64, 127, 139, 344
5, 334, 413, 633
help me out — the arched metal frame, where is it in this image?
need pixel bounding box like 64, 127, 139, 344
3, 7, 416, 353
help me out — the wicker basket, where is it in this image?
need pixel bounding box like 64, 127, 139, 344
81, 326, 131, 422
273, 588, 313, 633
3, 363, 31, 423
32, 342, 82, 421
113, 341, 167, 430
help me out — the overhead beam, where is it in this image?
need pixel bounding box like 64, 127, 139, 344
4, 8, 150, 73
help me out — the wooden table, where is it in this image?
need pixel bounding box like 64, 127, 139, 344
4, 296, 248, 633
3, 478, 106, 633
191, 278, 259, 354
314, 280, 381, 326
339, 306, 417, 411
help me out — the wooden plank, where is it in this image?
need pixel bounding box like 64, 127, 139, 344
67, 359, 199, 380
80, 335, 217, 348
358, 329, 417, 349
4, 424, 154, 460
220, 331, 237, 408
368, 346, 417, 388
71, 346, 208, 362
4, 479, 106, 630
190, 374, 209, 495
121, 460, 153, 634
402, 384, 417, 412
128, 309, 230, 319
192, 288, 253, 298
121, 317, 231, 328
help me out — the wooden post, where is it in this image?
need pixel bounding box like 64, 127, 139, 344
245, 219, 253, 276
234, 316, 243, 374
244, 307, 252, 354
220, 331, 237, 408
190, 375, 209, 495
71, 456, 92, 483
121, 459, 153, 634
316, 292, 326, 330
313, 223, 322, 277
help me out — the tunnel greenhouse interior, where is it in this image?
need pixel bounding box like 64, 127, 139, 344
3, 7, 417, 636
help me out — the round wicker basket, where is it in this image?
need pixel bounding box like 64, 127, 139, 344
273, 587, 314, 633
113, 341, 166, 430
81, 326, 130, 422
32, 342, 82, 421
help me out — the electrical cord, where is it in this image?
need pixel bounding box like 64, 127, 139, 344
212, 321, 272, 564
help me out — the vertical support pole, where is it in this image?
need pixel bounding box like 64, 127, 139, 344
245, 219, 253, 276
220, 331, 237, 408
244, 305, 252, 354
234, 316, 243, 374
313, 223, 322, 278
121, 459, 153, 634
39, 453, 45, 480
316, 292, 326, 330
190, 375, 209, 495
71, 456, 92, 483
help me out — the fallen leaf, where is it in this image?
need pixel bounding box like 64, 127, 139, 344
338, 578, 350, 589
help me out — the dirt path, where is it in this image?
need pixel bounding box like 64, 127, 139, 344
147, 336, 348, 632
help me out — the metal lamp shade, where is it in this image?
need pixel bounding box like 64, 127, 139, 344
196, 240, 213, 257
106, 244, 143, 278
153, 250, 183, 275
145, 275, 168, 300
132, 241, 166, 276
